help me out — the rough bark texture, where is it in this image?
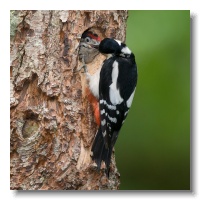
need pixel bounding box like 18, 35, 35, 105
10, 10, 128, 190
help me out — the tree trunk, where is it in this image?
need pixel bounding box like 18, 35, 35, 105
10, 10, 128, 190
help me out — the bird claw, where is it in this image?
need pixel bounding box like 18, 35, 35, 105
75, 56, 88, 73
75, 64, 87, 73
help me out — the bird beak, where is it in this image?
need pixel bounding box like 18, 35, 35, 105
77, 35, 82, 40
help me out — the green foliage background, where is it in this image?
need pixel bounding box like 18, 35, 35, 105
115, 10, 190, 190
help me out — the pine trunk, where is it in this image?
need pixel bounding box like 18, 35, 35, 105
10, 10, 128, 190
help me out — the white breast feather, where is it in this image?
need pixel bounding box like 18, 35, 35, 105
87, 68, 101, 99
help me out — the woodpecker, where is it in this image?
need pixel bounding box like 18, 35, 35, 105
78, 30, 101, 64
78, 30, 102, 126
79, 33, 138, 177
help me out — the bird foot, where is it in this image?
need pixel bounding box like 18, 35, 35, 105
75, 56, 88, 73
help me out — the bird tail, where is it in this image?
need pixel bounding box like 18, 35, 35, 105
91, 128, 112, 177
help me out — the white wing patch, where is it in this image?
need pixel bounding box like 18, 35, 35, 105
100, 99, 104, 104
108, 115, 117, 123
100, 99, 116, 110
101, 119, 106, 126
126, 88, 136, 108
109, 61, 123, 105
124, 110, 129, 116
102, 131, 106, 137
101, 109, 105, 115
121, 46, 131, 55
114, 39, 121, 46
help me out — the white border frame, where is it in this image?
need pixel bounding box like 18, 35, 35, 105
1, 1, 199, 199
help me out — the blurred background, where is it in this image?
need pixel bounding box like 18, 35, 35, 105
115, 10, 190, 190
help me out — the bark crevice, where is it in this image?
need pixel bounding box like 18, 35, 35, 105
10, 10, 128, 190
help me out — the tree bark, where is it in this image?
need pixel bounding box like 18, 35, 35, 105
10, 10, 128, 190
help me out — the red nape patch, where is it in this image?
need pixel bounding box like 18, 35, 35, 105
85, 87, 101, 126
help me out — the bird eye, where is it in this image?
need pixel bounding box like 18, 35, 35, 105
85, 37, 91, 42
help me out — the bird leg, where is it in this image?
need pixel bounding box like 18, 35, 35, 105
75, 56, 88, 73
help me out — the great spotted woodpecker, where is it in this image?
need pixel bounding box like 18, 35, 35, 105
78, 31, 137, 177
78, 31, 102, 126
78, 31, 101, 64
